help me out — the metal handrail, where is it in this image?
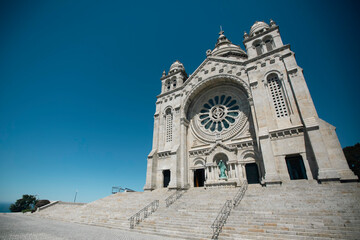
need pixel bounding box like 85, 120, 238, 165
128, 200, 159, 229
165, 190, 185, 207
112, 186, 135, 194
233, 180, 248, 208
211, 200, 232, 239
211, 180, 248, 239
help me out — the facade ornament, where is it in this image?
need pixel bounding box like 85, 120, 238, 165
270, 19, 277, 27
243, 31, 249, 40
218, 160, 228, 179
206, 49, 212, 56
162, 70, 166, 77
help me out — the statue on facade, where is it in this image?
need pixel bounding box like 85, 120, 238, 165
218, 160, 227, 179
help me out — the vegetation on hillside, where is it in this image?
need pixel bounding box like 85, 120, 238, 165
343, 143, 360, 178
9, 195, 37, 212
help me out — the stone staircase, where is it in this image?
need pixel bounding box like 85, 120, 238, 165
35, 188, 171, 230
135, 187, 238, 240
35, 181, 360, 240
220, 181, 360, 240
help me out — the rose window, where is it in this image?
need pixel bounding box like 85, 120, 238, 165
199, 95, 240, 132
189, 85, 249, 142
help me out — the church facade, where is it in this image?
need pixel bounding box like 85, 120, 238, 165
144, 20, 357, 190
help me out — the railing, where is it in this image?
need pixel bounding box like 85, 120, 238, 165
165, 190, 185, 207
233, 180, 248, 208
211, 200, 232, 239
128, 200, 159, 229
211, 180, 248, 239
112, 186, 135, 194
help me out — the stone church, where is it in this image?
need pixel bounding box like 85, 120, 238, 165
144, 20, 357, 191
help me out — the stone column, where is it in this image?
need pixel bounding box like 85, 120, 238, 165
304, 121, 339, 180
180, 118, 189, 189
241, 164, 246, 181
144, 157, 154, 191
247, 88, 281, 185
144, 112, 160, 191
234, 163, 239, 179
300, 153, 313, 180
189, 170, 194, 188
259, 128, 281, 184
212, 166, 216, 181
152, 113, 160, 149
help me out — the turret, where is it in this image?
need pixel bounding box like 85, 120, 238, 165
160, 60, 187, 94
243, 20, 284, 58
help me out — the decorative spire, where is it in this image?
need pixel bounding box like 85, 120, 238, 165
219, 25, 224, 35
243, 31, 249, 40
270, 19, 276, 27
206, 49, 212, 57
162, 70, 166, 77
216, 26, 230, 47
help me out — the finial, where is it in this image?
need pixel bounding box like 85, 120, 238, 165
219, 25, 224, 35
243, 31, 249, 39
206, 49, 212, 57
162, 70, 166, 77
270, 19, 276, 27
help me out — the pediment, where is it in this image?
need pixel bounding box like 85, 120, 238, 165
205, 142, 237, 156
183, 57, 247, 89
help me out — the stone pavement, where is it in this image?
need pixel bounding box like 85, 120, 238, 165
0, 213, 181, 240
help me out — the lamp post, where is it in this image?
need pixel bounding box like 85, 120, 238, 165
74, 190, 78, 203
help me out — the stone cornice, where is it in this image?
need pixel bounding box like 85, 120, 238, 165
206, 56, 246, 66
245, 45, 291, 66
269, 125, 304, 140
157, 87, 183, 98
160, 69, 188, 81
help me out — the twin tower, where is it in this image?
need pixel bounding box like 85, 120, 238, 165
144, 20, 357, 190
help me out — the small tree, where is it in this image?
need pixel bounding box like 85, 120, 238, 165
10, 195, 37, 212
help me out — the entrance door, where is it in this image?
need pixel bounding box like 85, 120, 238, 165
163, 170, 170, 187
286, 155, 307, 180
194, 169, 205, 187
245, 163, 260, 184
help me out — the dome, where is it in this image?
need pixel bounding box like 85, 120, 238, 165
249, 21, 270, 37
211, 31, 247, 59
169, 60, 185, 73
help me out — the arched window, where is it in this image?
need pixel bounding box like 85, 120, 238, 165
166, 80, 171, 91
264, 37, 274, 51
165, 108, 173, 142
253, 40, 262, 56
172, 79, 177, 88
267, 74, 289, 118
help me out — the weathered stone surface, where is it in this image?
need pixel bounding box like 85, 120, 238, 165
144, 20, 357, 191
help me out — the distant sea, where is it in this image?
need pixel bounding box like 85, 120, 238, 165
0, 203, 11, 213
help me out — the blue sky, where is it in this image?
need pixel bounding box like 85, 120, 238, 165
0, 0, 359, 204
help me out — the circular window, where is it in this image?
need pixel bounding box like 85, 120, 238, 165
189, 85, 250, 142
199, 95, 240, 132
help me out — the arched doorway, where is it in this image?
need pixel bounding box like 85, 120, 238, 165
194, 169, 205, 187
286, 155, 307, 180
245, 163, 260, 184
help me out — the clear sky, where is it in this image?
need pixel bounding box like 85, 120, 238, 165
0, 0, 359, 204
